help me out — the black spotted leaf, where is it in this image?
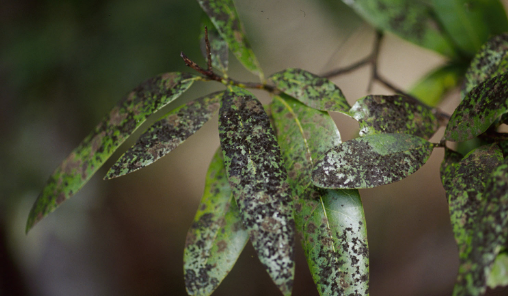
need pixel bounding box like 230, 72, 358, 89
197, 0, 263, 79
200, 15, 228, 73
312, 133, 435, 189
219, 87, 295, 296
27, 72, 199, 232
410, 64, 466, 107
105, 91, 222, 179
350, 94, 438, 139
462, 33, 508, 99
431, 0, 508, 57
269, 68, 351, 114
340, 0, 457, 58
440, 145, 503, 252
487, 253, 508, 289
184, 148, 248, 296
445, 72, 508, 142
271, 95, 369, 296
453, 159, 508, 296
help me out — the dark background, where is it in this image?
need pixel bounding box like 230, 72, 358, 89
1, 0, 508, 295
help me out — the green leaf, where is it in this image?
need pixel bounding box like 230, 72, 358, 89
350, 94, 439, 139
105, 91, 222, 179
312, 133, 435, 189
184, 148, 249, 296
409, 64, 466, 107
462, 33, 508, 99
200, 15, 228, 74
341, 0, 457, 58
27, 72, 199, 232
453, 159, 508, 296
440, 147, 463, 180
271, 95, 369, 296
487, 252, 508, 289
440, 145, 503, 251
445, 72, 508, 142
197, 0, 263, 79
269, 68, 351, 114
431, 0, 508, 57
218, 86, 295, 295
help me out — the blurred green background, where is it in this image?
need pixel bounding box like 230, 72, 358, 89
1, 0, 508, 295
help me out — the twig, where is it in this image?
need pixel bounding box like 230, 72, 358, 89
367, 30, 383, 92
204, 26, 213, 72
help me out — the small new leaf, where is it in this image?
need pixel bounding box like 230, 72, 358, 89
219, 87, 295, 295
487, 253, 508, 289
184, 149, 248, 296
445, 72, 508, 142
27, 72, 198, 232
105, 91, 222, 179
269, 68, 350, 114
350, 94, 439, 139
312, 133, 435, 189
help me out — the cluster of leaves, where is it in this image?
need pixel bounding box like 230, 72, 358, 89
26, 0, 508, 295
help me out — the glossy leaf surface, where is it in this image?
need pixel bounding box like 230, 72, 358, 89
218, 87, 295, 295
445, 72, 508, 142
200, 16, 228, 73
27, 72, 198, 231
462, 33, 508, 99
184, 149, 248, 296
271, 95, 369, 296
105, 91, 222, 179
453, 159, 508, 296
341, 0, 457, 57
197, 0, 263, 79
269, 68, 350, 114
312, 133, 434, 189
350, 94, 438, 139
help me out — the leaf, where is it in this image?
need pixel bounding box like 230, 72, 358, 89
462, 33, 508, 99
312, 133, 435, 189
453, 159, 508, 296
105, 91, 222, 179
341, 0, 457, 58
440, 145, 503, 251
197, 0, 263, 79
439, 147, 463, 180
409, 64, 466, 107
200, 15, 228, 73
487, 252, 508, 289
218, 86, 295, 295
431, 0, 508, 56
445, 72, 508, 142
184, 148, 249, 296
350, 94, 439, 139
269, 68, 351, 114
271, 95, 369, 296
27, 72, 199, 232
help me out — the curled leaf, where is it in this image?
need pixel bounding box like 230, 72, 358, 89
219, 87, 295, 295
350, 94, 438, 139
105, 91, 222, 179
184, 148, 248, 296
27, 73, 198, 232
200, 15, 228, 73
269, 68, 350, 114
312, 133, 435, 189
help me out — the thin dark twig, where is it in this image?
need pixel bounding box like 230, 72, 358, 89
321, 56, 371, 78
204, 26, 213, 72
368, 30, 383, 92
479, 130, 508, 142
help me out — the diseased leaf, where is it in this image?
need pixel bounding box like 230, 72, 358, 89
312, 133, 435, 189
445, 72, 508, 142
350, 94, 439, 139
271, 95, 369, 296
341, 0, 457, 57
184, 148, 248, 296
219, 87, 295, 295
453, 159, 508, 296
410, 64, 466, 107
105, 91, 222, 179
269, 68, 350, 114
440, 145, 503, 251
27, 72, 199, 232
462, 33, 508, 99
440, 147, 463, 180
487, 252, 508, 289
197, 0, 263, 79
200, 15, 228, 73
432, 0, 508, 56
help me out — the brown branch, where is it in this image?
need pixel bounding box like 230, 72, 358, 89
204, 26, 213, 72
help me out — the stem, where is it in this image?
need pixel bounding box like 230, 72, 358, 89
204, 26, 213, 72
